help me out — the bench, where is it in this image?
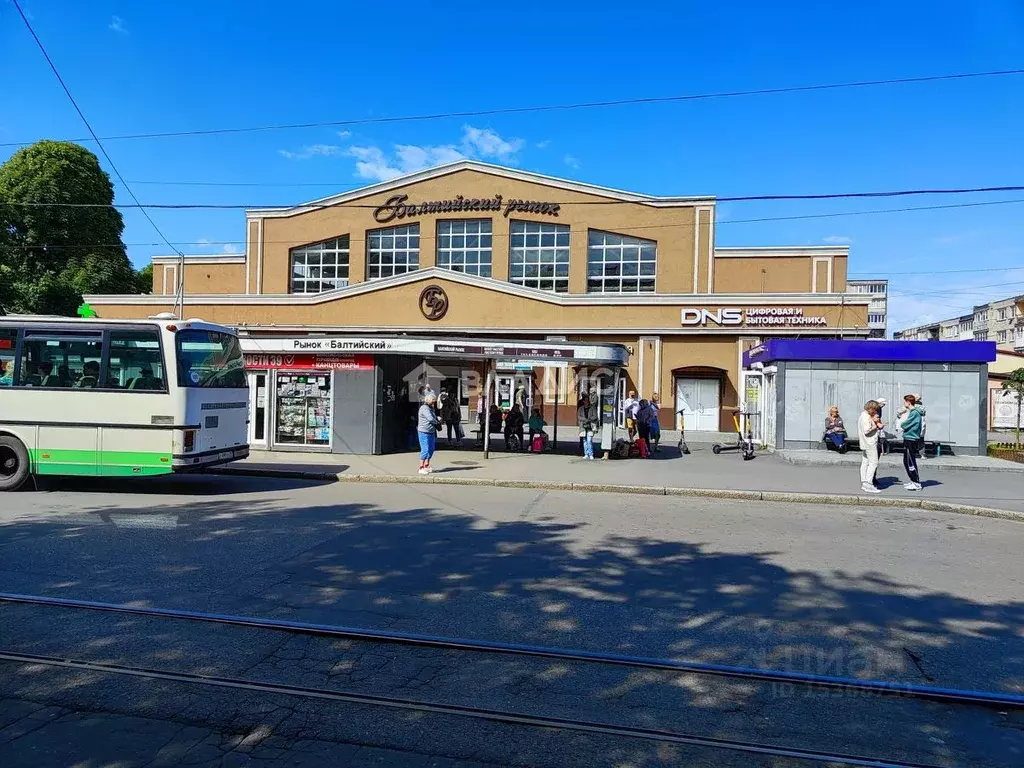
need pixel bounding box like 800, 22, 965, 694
883, 438, 956, 457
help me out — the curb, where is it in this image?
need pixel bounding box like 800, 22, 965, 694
210, 467, 1024, 524
777, 453, 1024, 474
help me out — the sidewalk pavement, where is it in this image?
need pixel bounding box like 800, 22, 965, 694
222, 441, 1024, 520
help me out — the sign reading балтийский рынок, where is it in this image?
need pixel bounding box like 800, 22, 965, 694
373, 194, 560, 223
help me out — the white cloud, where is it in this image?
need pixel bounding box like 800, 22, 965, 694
345, 124, 526, 182
563, 155, 580, 170
346, 146, 403, 181
222, 243, 242, 255
278, 144, 345, 160
109, 15, 128, 34
461, 125, 524, 159
535, 140, 551, 149
822, 235, 853, 244
337, 130, 352, 138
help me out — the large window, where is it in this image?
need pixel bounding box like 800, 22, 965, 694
586, 230, 656, 293
17, 333, 103, 389
109, 329, 166, 391
367, 224, 419, 280
509, 221, 570, 292
436, 220, 492, 277
290, 236, 350, 293
176, 329, 245, 389
0, 329, 17, 386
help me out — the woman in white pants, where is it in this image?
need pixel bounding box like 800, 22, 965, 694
858, 400, 884, 494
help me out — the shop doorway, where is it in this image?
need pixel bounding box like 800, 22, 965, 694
247, 371, 269, 449
675, 377, 721, 432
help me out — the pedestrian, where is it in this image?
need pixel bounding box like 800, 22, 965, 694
528, 407, 547, 452
857, 400, 884, 493
824, 406, 847, 450
504, 403, 525, 451
635, 398, 654, 457
649, 392, 663, 453
417, 393, 440, 474
441, 390, 463, 446
577, 394, 598, 460
623, 389, 639, 440
897, 394, 924, 491
872, 397, 887, 488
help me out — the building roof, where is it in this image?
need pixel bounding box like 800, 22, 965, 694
244, 160, 717, 219
744, 339, 997, 366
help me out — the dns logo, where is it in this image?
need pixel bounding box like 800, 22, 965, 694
680, 308, 744, 326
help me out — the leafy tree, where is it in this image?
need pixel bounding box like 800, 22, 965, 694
0, 140, 137, 315
135, 263, 153, 294
1001, 368, 1024, 450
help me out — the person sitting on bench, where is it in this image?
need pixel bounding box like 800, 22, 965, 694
824, 406, 848, 451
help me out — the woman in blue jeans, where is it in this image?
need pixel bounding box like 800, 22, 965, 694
417, 393, 440, 474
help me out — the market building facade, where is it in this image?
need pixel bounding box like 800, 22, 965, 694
86, 161, 871, 454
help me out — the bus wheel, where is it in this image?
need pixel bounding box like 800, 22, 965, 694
0, 436, 30, 491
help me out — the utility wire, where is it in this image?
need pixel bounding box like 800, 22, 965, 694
5, 188, 1023, 211
2, 68, 1022, 148
6, 199, 1024, 244
11, 0, 186, 314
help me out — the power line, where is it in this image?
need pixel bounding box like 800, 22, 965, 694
2, 68, 1023, 148
7, 199, 1024, 251
5, 189, 1024, 211
105, 180, 1024, 201
11, 1, 184, 273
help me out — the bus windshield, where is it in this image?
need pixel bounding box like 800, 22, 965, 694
175, 329, 246, 389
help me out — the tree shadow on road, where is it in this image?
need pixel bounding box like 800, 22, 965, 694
0, 486, 1021, 767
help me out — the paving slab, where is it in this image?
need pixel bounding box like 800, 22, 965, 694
227, 445, 1024, 517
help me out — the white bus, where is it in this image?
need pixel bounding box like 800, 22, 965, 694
0, 315, 249, 490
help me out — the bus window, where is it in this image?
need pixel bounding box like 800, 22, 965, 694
175, 329, 245, 389
0, 329, 16, 386
109, 328, 166, 391
18, 336, 103, 389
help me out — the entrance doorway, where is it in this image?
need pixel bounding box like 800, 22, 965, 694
675, 377, 721, 431
247, 371, 269, 448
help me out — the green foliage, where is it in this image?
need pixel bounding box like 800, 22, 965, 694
1001, 367, 1024, 450
0, 140, 138, 315
135, 263, 154, 294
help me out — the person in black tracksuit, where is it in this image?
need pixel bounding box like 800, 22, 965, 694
635, 399, 654, 457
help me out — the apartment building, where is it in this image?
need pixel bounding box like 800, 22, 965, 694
895, 295, 1023, 350
847, 279, 887, 338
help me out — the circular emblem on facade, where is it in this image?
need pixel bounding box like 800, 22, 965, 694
418, 284, 449, 321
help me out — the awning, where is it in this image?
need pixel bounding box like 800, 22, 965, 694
239, 334, 629, 367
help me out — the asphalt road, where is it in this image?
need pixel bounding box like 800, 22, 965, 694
0, 475, 1021, 767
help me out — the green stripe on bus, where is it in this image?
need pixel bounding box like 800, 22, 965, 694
29, 449, 173, 477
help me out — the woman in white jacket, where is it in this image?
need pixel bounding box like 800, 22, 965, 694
858, 400, 884, 494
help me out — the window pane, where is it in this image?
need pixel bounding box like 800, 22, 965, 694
0, 329, 16, 387
508, 221, 571, 293
109, 328, 166, 391
586, 229, 657, 293
290, 235, 350, 293
17, 336, 103, 389
367, 224, 420, 280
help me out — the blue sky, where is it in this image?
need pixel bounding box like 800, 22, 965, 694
2, 0, 1023, 331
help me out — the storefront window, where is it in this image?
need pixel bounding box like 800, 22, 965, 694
275, 373, 332, 446
367, 224, 419, 280
586, 230, 656, 293
436, 220, 492, 277
509, 221, 570, 292
290, 236, 350, 293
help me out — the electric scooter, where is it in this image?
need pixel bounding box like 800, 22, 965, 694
712, 406, 756, 460
676, 409, 691, 455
